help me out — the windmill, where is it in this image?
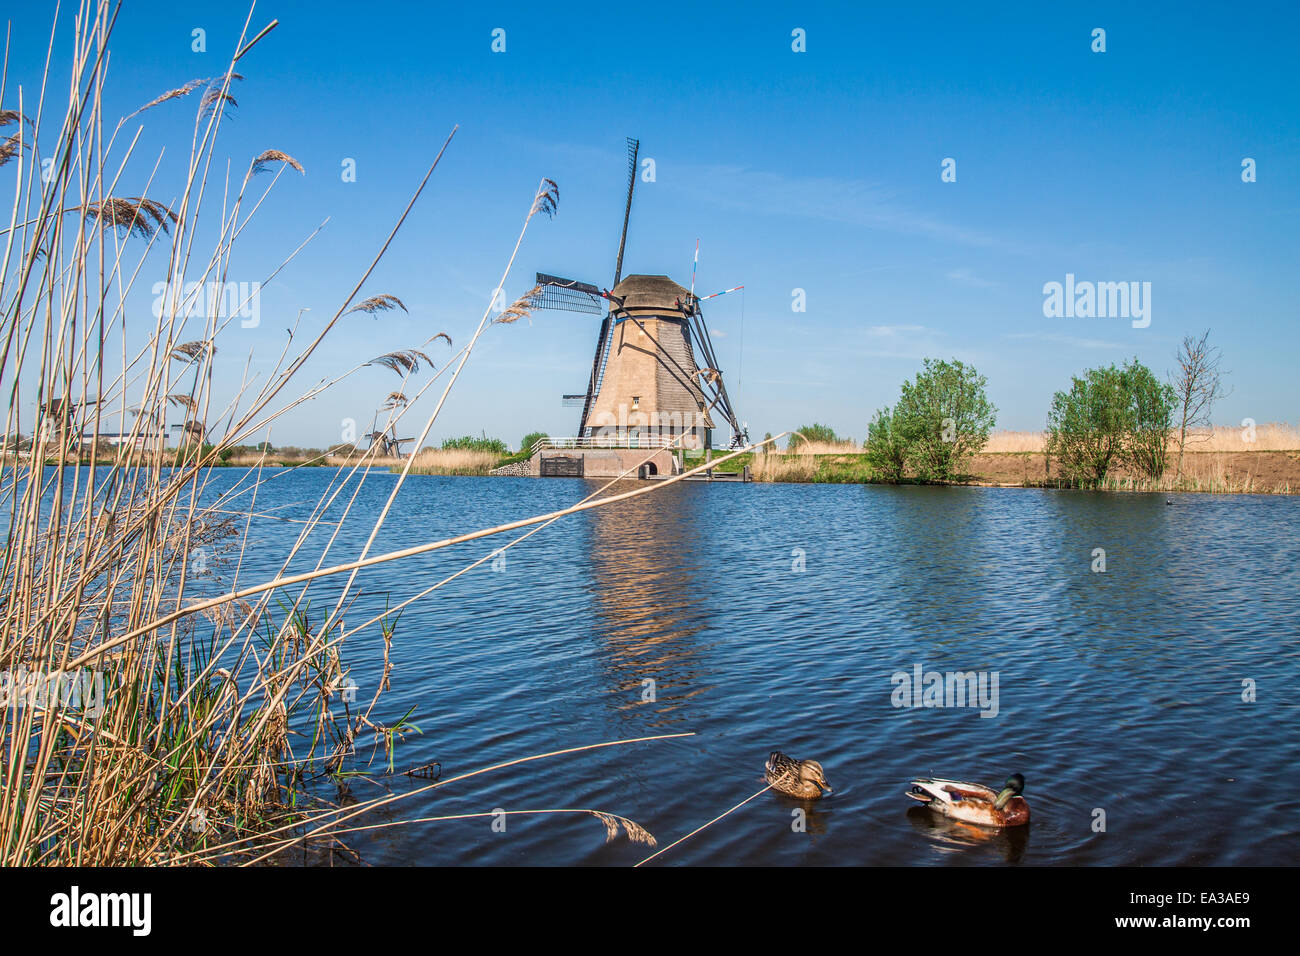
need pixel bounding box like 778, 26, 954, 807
365, 393, 415, 458
37, 395, 100, 448
529, 138, 747, 450
364, 429, 414, 458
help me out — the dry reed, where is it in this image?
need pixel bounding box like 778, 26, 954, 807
407, 447, 501, 475
0, 4, 695, 866
980, 423, 1300, 454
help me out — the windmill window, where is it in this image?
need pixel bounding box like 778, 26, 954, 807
632, 396, 640, 409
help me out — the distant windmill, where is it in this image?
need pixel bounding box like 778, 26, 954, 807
364, 430, 414, 457
38, 395, 100, 448
528, 138, 747, 449
365, 394, 414, 458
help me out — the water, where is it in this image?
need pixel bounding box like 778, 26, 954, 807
131, 470, 1300, 864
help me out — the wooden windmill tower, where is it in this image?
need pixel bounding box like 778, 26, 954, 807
529, 138, 746, 452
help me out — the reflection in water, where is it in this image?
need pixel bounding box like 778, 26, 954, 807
768, 789, 833, 838
906, 806, 1030, 863
582, 480, 712, 725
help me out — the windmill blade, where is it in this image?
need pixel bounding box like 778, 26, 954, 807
690, 238, 699, 298
528, 273, 605, 315
688, 302, 746, 443
577, 314, 613, 435
612, 137, 639, 287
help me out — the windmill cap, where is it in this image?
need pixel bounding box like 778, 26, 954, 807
611, 274, 692, 313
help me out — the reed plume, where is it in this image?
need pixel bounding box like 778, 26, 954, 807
349, 294, 408, 316
0, 7, 676, 867
252, 149, 305, 175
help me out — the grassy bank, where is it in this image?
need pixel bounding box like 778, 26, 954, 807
743, 448, 1298, 494
970, 449, 1297, 494
734, 429, 1299, 493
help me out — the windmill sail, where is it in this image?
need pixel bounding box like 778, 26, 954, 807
529, 274, 604, 315
612, 137, 639, 287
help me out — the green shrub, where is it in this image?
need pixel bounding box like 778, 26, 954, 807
789, 423, 838, 449
864, 407, 908, 482
1122, 359, 1176, 479
1045, 363, 1128, 484
893, 358, 996, 480
441, 435, 508, 455
519, 431, 548, 454
1046, 358, 1175, 485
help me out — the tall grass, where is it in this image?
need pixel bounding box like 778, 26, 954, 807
0, 3, 720, 865
981, 424, 1300, 454
778, 439, 860, 455
406, 447, 500, 476
750, 448, 873, 483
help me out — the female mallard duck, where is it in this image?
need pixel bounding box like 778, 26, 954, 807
765, 751, 832, 799
906, 773, 1029, 828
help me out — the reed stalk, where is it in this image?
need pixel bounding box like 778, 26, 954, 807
0, 3, 736, 865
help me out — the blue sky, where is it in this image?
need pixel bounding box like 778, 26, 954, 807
5, 0, 1297, 446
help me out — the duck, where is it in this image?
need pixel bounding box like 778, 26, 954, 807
765, 751, 832, 799
906, 772, 1029, 828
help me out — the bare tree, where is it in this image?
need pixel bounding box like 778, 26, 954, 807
1171, 330, 1230, 478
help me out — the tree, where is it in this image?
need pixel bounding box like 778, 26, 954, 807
893, 358, 996, 480
863, 407, 908, 482
1046, 364, 1130, 484
519, 431, 548, 454
1123, 358, 1176, 479
1046, 358, 1174, 484
1171, 330, 1229, 478
789, 423, 837, 450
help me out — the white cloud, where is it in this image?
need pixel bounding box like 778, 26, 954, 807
668, 164, 1008, 249
1006, 331, 1126, 350
867, 324, 931, 337
946, 267, 1000, 289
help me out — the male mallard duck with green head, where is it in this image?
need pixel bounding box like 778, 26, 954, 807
906, 773, 1029, 828
765, 751, 832, 799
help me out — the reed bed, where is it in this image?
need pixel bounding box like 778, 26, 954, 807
0, 3, 743, 866
1067, 454, 1293, 495
980, 430, 1049, 453
751, 452, 817, 482
405, 447, 500, 476
783, 439, 860, 455
750, 449, 873, 483
981, 423, 1300, 454
749, 439, 860, 483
